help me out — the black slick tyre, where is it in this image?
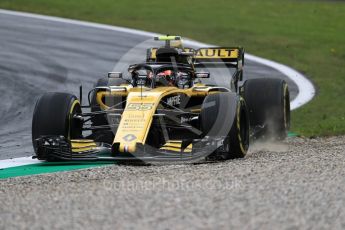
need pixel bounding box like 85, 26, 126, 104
243, 78, 290, 140
200, 92, 249, 159
32, 92, 82, 160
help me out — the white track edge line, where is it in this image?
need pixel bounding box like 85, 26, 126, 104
0, 9, 315, 169
0, 157, 39, 169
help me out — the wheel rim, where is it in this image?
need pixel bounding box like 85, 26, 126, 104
68, 100, 82, 140
239, 106, 249, 151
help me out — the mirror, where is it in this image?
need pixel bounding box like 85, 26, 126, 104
108, 72, 122, 78
138, 74, 148, 79
195, 72, 210, 78
181, 51, 194, 56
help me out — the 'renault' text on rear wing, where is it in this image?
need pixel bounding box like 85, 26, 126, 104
192, 47, 244, 68
147, 47, 244, 70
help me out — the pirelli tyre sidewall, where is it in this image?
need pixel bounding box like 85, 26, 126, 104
32, 92, 82, 160
227, 97, 250, 159
200, 92, 249, 159
243, 78, 290, 140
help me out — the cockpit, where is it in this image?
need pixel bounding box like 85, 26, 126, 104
129, 64, 195, 89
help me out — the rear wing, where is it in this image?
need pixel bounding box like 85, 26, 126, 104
147, 47, 244, 69
193, 47, 245, 83
193, 47, 244, 68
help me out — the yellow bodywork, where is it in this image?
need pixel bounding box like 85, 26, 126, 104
95, 84, 224, 153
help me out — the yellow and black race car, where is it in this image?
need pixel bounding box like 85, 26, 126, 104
32, 36, 290, 162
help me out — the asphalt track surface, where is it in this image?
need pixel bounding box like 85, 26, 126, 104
0, 12, 298, 161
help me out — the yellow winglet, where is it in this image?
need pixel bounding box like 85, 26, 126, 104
159, 140, 193, 153
71, 139, 97, 153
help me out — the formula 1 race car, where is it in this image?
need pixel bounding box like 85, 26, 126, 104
32, 36, 290, 162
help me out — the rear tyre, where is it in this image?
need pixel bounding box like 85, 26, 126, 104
200, 92, 249, 159
90, 77, 127, 143
243, 78, 290, 140
32, 92, 82, 160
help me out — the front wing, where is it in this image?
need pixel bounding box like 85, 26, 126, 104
34, 136, 226, 163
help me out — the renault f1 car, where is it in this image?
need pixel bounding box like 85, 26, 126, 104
32, 36, 290, 162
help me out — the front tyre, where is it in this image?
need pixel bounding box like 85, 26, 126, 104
200, 92, 249, 159
32, 92, 82, 160
226, 97, 250, 159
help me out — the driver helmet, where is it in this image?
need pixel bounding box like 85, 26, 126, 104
157, 70, 176, 86
176, 72, 190, 88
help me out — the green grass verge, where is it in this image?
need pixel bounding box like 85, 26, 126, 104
0, 0, 344, 136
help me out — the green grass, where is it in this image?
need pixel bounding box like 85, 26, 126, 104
1, 0, 344, 136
